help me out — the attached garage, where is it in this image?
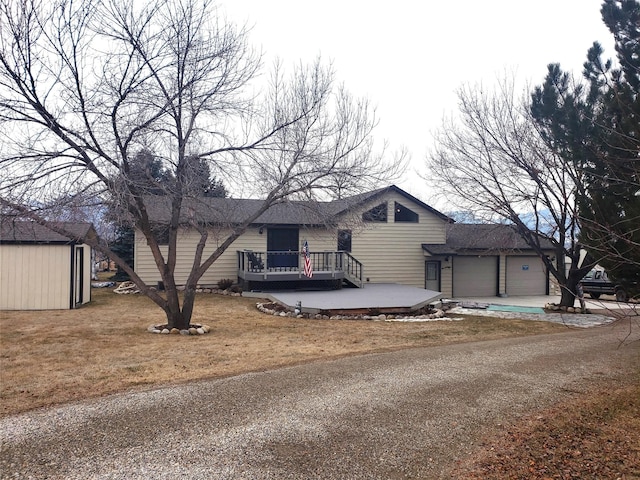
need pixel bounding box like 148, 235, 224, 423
506, 256, 548, 296
425, 224, 556, 298
452, 255, 498, 297
0, 221, 95, 310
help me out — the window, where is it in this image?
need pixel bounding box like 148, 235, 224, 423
338, 229, 352, 252
362, 203, 387, 222
394, 202, 418, 222
426, 262, 438, 280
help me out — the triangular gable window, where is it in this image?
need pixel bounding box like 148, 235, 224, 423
362, 203, 387, 222
394, 202, 418, 222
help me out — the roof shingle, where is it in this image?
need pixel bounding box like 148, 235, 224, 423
422, 223, 555, 254
0, 220, 94, 244
142, 185, 452, 225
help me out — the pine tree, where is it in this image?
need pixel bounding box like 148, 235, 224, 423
531, 0, 640, 291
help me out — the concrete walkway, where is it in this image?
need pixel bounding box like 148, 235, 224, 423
448, 295, 636, 328
451, 294, 634, 310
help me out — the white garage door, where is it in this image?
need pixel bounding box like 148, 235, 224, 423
506, 256, 547, 296
453, 256, 498, 297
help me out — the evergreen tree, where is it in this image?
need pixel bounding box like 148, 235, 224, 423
109, 150, 173, 280
127, 149, 174, 195
109, 227, 135, 281
531, 0, 640, 290
181, 156, 228, 198
109, 151, 228, 280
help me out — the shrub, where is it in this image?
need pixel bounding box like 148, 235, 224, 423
217, 278, 234, 290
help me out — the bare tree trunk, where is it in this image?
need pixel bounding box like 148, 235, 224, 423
180, 287, 198, 328
559, 285, 577, 308
559, 268, 587, 307
164, 285, 190, 330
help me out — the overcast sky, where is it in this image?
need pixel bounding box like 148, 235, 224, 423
221, 1, 615, 202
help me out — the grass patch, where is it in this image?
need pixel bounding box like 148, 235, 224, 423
0, 286, 566, 417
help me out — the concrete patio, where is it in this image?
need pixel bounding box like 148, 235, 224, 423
244, 283, 441, 314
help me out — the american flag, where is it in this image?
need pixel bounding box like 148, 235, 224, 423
302, 240, 313, 278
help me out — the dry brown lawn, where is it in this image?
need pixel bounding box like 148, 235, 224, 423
452, 373, 640, 479
0, 286, 566, 417
3, 286, 639, 478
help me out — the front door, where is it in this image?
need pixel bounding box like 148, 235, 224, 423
425, 261, 440, 292
74, 246, 84, 306
267, 228, 299, 269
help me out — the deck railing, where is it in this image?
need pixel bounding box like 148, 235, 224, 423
237, 250, 363, 287
341, 252, 364, 287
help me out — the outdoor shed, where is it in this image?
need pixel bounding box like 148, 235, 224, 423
0, 220, 95, 310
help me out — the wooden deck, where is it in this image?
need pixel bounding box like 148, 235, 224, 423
237, 250, 363, 288
246, 284, 442, 315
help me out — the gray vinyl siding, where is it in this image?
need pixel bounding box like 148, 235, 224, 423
346, 191, 448, 288
134, 226, 336, 286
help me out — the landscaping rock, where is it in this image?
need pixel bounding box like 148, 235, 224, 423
146, 324, 211, 335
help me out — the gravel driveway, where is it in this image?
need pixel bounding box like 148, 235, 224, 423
2, 323, 638, 479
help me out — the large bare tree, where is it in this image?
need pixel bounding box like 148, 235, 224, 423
0, 0, 402, 328
427, 78, 594, 307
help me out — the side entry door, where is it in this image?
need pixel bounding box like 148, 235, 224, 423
425, 261, 440, 292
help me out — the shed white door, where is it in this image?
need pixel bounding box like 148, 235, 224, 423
506, 256, 547, 296
452, 256, 498, 297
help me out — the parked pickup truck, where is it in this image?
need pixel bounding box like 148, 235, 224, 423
579, 269, 629, 302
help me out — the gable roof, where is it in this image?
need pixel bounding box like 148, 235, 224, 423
329, 185, 453, 222
143, 185, 452, 226
0, 220, 94, 245
422, 223, 555, 255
